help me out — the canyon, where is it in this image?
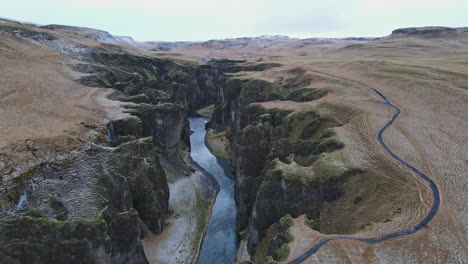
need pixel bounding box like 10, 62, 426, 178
0, 18, 467, 264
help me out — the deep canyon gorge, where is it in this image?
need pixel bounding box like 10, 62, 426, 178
1, 19, 467, 264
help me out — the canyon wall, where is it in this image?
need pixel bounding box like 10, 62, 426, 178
0, 25, 222, 263
208, 69, 404, 262
0, 22, 407, 263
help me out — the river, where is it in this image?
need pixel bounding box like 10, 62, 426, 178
189, 117, 238, 264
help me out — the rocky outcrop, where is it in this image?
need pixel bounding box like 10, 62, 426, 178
252, 214, 294, 263
151, 104, 186, 155
0, 136, 169, 263
0, 24, 56, 41
392, 26, 456, 35
0, 27, 217, 263
0, 208, 148, 264
247, 165, 363, 252
73, 51, 221, 109
108, 138, 170, 234
209, 73, 360, 256
107, 117, 144, 146
388, 26, 468, 39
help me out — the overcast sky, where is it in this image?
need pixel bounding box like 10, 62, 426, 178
3, 0, 468, 41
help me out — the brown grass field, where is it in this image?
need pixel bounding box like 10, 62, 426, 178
0, 18, 467, 263
161, 31, 468, 263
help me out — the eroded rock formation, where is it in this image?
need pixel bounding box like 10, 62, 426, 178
0, 23, 224, 263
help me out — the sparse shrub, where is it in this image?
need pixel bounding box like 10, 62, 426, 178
275, 244, 290, 261
304, 216, 318, 230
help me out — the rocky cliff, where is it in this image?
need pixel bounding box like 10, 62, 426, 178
0, 21, 223, 264
208, 68, 401, 262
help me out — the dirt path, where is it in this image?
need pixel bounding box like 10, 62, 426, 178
287, 69, 441, 264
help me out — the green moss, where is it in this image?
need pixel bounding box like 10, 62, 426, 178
293, 154, 320, 167
237, 78, 282, 105
107, 90, 150, 104
48, 197, 69, 221
312, 149, 349, 167
17, 208, 46, 219
252, 214, 294, 263
206, 130, 231, 159
318, 128, 335, 139
192, 185, 211, 255
317, 137, 345, 153
275, 244, 290, 261
196, 104, 215, 117
283, 88, 328, 102
317, 102, 360, 124
286, 110, 319, 139
240, 124, 265, 144
153, 102, 184, 110
380, 65, 430, 78
279, 214, 293, 230
269, 151, 351, 188
304, 216, 318, 230
0, 257, 21, 264
314, 164, 344, 183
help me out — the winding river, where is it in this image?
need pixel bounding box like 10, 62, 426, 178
288, 70, 441, 263
189, 117, 238, 264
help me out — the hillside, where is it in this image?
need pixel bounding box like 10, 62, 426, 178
0, 18, 467, 264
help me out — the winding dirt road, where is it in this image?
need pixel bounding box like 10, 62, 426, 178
288, 70, 441, 264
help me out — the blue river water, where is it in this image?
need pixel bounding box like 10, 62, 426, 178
190, 117, 238, 264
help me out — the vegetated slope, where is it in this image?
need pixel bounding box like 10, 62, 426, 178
0, 18, 225, 263
0, 18, 289, 263
207, 67, 428, 263
0, 17, 467, 264
175, 26, 468, 263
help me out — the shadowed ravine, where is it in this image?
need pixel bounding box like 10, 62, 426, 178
189, 117, 238, 264
288, 70, 442, 263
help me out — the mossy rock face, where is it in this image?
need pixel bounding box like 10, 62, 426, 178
238, 79, 282, 105
223, 102, 348, 237
252, 214, 293, 263
0, 25, 57, 41
151, 103, 186, 155
73, 49, 222, 110
1, 28, 252, 263
0, 209, 108, 264
224, 78, 244, 102
392, 26, 456, 35
108, 117, 144, 146
299, 118, 337, 140
111, 139, 170, 234
282, 88, 328, 102
48, 196, 69, 221
0, 137, 168, 263
0, 208, 148, 264
235, 124, 271, 230
123, 103, 187, 155
238, 104, 291, 136
107, 91, 150, 104
206, 59, 281, 73
210, 83, 357, 254
246, 163, 362, 253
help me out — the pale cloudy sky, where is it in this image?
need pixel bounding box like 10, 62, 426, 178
2, 0, 467, 41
